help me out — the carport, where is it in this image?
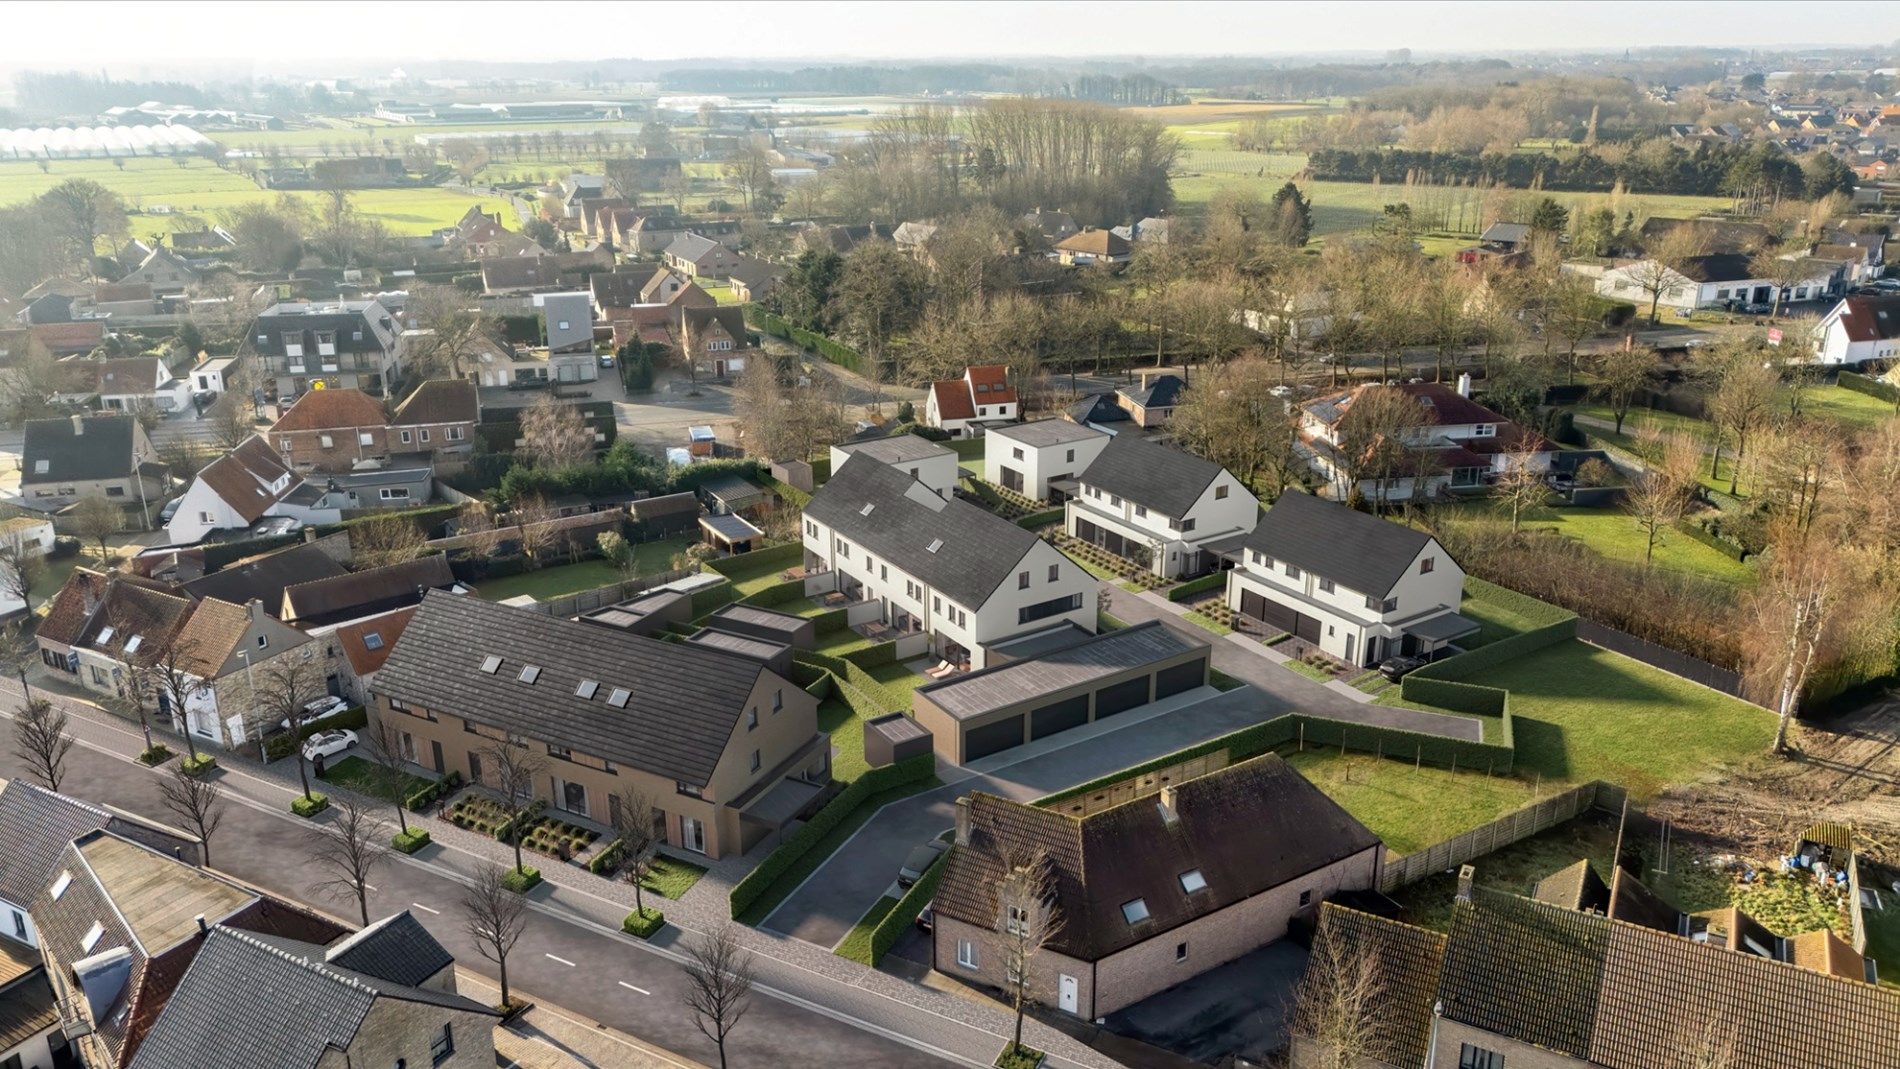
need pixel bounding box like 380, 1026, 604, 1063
1405, 611, 1480, 658
911, 621, 1211, 765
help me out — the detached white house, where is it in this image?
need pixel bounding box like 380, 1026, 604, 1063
1808, 294, 1900, 365
830, 434, 961, 499
985, 419, 1110, 502
802, 458, 1097, 670
164, 436, 343, 545
1593, 252, 1842, 313
925, 365, 1018, 438
1299, 381, 1552, 503
1065, 435, 1259, 579
1224, 491, 1474, 668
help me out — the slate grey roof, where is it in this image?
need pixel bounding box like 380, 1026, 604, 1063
1482, 221, 1531, 245
666, 231, 723, 262
804, 455, 1041, 610
321, 911, 451, 988
835, 434, 955, 466
1240, 491, 1438, 598
0, 779, 114, 907
989, 419, 1108, 449
21, 414, 137, 484
917, 620, 1206, 721
1075, 434, 1223, 519
182, 543, 347, 610
375, 591, 767, 784
128, 924, 491, 1069
1117, 374, 1185, 409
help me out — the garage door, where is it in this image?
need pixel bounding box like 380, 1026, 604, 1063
1095, 677, 1149, 719
1155, 658, 1206, 699
1242, 589, 1298, 634
964, 715, 1026, 761
1030, 695, 1090, 740
1294, 613, 1322, 643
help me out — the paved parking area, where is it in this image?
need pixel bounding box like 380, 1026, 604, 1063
1102, 940, 1308, 1065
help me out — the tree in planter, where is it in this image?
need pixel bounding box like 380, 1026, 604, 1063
11, 696, 74, 792
604, 788, 662, 916
306, 797, 389, 926
253, 656, 327, 802
481, 738, 547, 877
128, 636, 211, 764
461, 864, 529, 1012
156, 765, 225, 869
0, 620, 38, 699
683, 923, 754, 1069
993, 846, 1063, 1058
360, 718, 419, 838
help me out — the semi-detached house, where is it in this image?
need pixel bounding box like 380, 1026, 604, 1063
802, 458, 1097, 670
372, 591, 827, 860
1065, 435, 1257, 579
1223, 491, 1473, 669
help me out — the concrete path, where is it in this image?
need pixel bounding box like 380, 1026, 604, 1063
1114, 586, 1483, 742
761, 686, 1278, 948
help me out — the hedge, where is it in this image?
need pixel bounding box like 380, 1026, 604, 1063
809, 607, 850, 634
180, 754, 218, 777
1840, 370, 1900, 404
405, 770, 464, 813
841, 640, 899, 670
728, 751, 936, 919
1167, 572, 1228, 602
690, 581, 739, 617
869, 854, 945, 965
291, 793, 330, 818
745, 306, 866, 374
392, 828, 432, 854
501, 866, 543, 894
265, 705, 371, 761
705, 542, 802, 581
588, 837, 628, 875
740, 578, 808, 608
1016, 509, 1065, 530
1675, 518, 1750, 561
947, 438, 985, 461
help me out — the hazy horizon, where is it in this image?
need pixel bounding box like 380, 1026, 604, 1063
1, 0, 1896, 74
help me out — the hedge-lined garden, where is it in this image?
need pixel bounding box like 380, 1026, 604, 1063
746, 306, 867, 374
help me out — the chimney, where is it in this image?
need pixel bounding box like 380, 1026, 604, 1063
954, 796, 972, 846
194, 914, 207, 933
1157, 784, 1180, 825
1455, 864, 1476, 904
1455, 373, 1472, 398
71, 413, 85, 436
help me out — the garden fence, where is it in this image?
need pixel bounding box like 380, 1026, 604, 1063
527, 567, 696, 618
1575, 619, 1748, 702
1378, 780, 1613, 892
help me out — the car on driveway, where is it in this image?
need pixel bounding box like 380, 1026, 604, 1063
1378, 655, 1430, 683
914, 903, 935, 932
281, 695, 349, 731
302, 729, 357, 764
897, 839, 950, 887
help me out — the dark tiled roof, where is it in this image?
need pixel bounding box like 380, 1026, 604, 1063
1076, 434, 1223, 519
183, 544, 347, 609
1532, 859, 1610, 914
917, 620, 1206, 721
1240, 491, 1437, 598
0, 967, 55, 1053
1118, 373, 1184, 409
280, 555, 454, 626
270, 388, 385, 432
22, 413, 137, 484
1439, 890, 1608, 1059
390, 378, 477, 426
805, 456, 1041, 610
1307, 906, 1447, 1068
935, 754, 1381, 960
0, 779, 116, 907
1678, 252, 1756, 283
320, 910, 452, 988
374, 591, 768, 784
1066, 393, 1129, 425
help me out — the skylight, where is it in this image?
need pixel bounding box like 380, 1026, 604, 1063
97, 626, 116, 645
926, 538, 943, 553
1179, 869, 1207, 894
480, 655, 502, 674
362, 632, 384, 650
1121, 898, 1150, 925
32, 460, 47, 474
518, 666, 541, 684
860, 503, 875, 516
82, 921, 104, 952
607, 688, 630, 708
575, 680, 599, 700
124, 635, 142, 654
50, 872, 70, 900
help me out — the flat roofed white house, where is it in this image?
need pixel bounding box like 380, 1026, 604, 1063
1223, 491, 1473, 668
802, 459, 1097, 670
829, 434, 960, 499
1065, 435, 1258, 579
985, 419, 1111, 503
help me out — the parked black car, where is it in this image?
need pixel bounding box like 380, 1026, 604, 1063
1378, 655, 1430, 683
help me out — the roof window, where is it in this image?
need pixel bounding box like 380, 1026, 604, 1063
82, 921, 104, 952
926, 538, 943, 553
123, 636, 143, 654
480, 655, 502, 674
362, 632, 384, 651
518, 666, 540, 684
860, 503, 875, 516
575, 680, 599, 700
1179, 870, 1207, 894
97, 626, 116, 645
607, 688, 630, 708
50, 872, 71, 900
1121, 899, 1150, 925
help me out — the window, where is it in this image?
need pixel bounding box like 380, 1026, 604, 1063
11, 910, 25, 940
1048, 565, 1059, 583
1458, 1045, 1504, 1069
1179, 869, 1207, 894
1018, 593, 1081, 624
608, 688, 630, 707
357, 431, 374, 446
1255, 552, 1272, 569
379, 487, 410, 501
319, 434, 334, 449
1121, 899, 1150, 925
1135, 505, 1147, 518
420, 429, 430, 443
1420, 557, 1435, 574
880, 565, 888, 581
1065, 449, 1075, 463
547, 744, 571, 760
1019, 571, 1030, 590
575, 680, 598, 700
31, 460, 47, 474
747, 708, 758, 731
956, 940, 979, 969
400, 430, 413, 444
1318, 577, 1335, 594
447, 426, 465, 441
480, 655, 502, 674
1285, 563, 1301, 580
105, 486, 124, 498
1472, 424, 1496, 438
557, 320, 571, 331
256, 634, 269, 649
1180, 518, 1196, 533
1365, 594, 1397, 612
1215, 485, 1229, 500
431, 1023, 455, 1066
1299, 889, 1312, 906
1110, 495, 1122, 507
773, 689, 783, 713
1012, 447, 1025, 460
518, 665, 540, 684
1176, 942, 1188, 962
81, 921, 104, 952
1006, 905, 1030, 936
750, 750, 762, 772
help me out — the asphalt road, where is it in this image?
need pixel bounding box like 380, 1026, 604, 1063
0, 725, 952, 1069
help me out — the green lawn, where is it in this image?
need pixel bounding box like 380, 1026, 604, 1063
812, 628, 878, 657
1388, 811, 1623, 929
836, 895, 901, 963
819, 698, 871, 783
734, 776, 941, 927
1462, 640, 1775, 799
1457, 589, 1545, 649
1525, 507, 1754, 585
319, 756, 430, 802
473, 559, 626, 603
640, 855, 709, 900
1282, 658, 1340, 683
710, 545, 804, 597
1280, 750, 1547, 855
1801, 385, 1896, 430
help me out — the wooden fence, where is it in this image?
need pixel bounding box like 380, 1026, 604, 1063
1378, 780, 1617, 892
525, 567, 697, 618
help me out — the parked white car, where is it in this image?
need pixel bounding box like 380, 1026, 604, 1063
302, 729, 358, 764
281, 695, 350, 731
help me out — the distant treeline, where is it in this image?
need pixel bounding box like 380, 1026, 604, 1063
1306, 141, 1851, 199
14, 72, 224, 121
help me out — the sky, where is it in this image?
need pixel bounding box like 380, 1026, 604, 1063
0, 0, 1896, 69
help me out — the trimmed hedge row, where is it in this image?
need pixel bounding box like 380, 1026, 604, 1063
1016, 509, 1066, 529
1167, 572, 1228, 602
706, 542, 803, 582
1463, 577, 1573, 627
841, 640, 899, 670
1840, 370, 1900, 404
948, 438, 985, 461
809, 607, 850, 634
405, 770, 464, 812
728, 751, 937, 919
1675, 518, 1749, 561
588, 837, 628, 875
745, 306, 866, 374
870, 857, 946, 965
740, 578, 808, 608
690, 581, 738, 617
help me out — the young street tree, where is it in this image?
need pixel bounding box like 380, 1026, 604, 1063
253, 657, 326, 801
306, 797, 389, 925
462, 864, 530, 1011
1288, 919, 1396, 1069
11, 696, 75, 792
1624, 431, 1700, 565
481, 738, 547, 876
1492, 446, 1551, 533
605, 787, 663, 917
0, 535, 46, 619
995, 847, 1063, 1056
360, 718, 418, 836
130, 638, 210, 763
156, 766, 226, 869
683, 923, 755, 1069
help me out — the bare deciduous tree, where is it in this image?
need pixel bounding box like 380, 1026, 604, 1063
1334, 386, 1429, 508
360, 717, 418, 835
481, 738, 546, 875
204, 393, 256, 451
156, 765, 225, 869
994, 847, 1063, 1056
1492, 446, 1552, 534
1748, 524, 1844, 754
1288, 919, 1396, 1069
1673, 1016, 1739, 1069
508, 496, 562, 571
306, 797, 389, 926
1708, 358, 1781, 494
11, 696, 74, 792
519, 395, 595, 471
0, 534, 46, 619
1596, 344, 1656, 435
348, 515, 430, 570
683, 923, 755, 1069
1624, 431, 1700, 565
1625, 225, 1708, 326
71, 496, 124, 566
253, 656, 326, 800
461, 864, 530, 1010
604, 787, 662, 916
129, 637, 210, 763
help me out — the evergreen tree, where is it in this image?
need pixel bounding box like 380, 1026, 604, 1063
1529, 197, 1570, 234
1266, 181, 1313, 247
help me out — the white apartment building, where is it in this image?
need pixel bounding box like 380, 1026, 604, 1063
985, 419, 1110, 502
1065, 435, 1258, 579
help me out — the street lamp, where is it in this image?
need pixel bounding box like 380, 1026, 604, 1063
237, 648, 263, 760
131, 449, 152, 531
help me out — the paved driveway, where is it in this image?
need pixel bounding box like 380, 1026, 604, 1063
762, 686, 1281, 947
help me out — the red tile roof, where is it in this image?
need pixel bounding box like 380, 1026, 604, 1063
30, 321, 105, 353
270, 388, 386, 432
334, 606, 416, 676
929, 379, 975, 421
966, 364, 1016, 404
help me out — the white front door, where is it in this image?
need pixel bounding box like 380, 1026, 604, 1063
1058, 974, 1078, 1015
